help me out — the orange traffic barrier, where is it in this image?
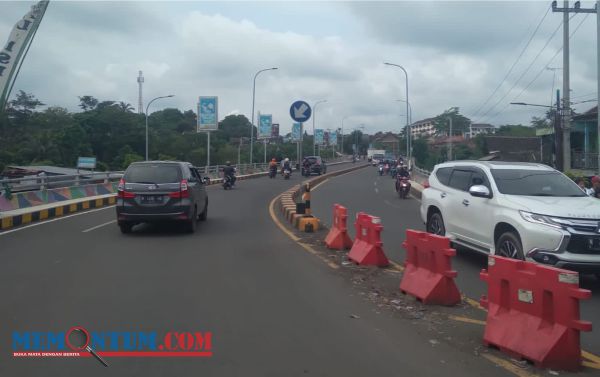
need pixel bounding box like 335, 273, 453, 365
347, 212, 389, 267
399, 230, 461, 306
325, 204, 353, 250
480, 256, 592, 371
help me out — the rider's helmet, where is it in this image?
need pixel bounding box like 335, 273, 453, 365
284, 158, 289, 162
271, 158, 276, 162
226, 161, 231, 166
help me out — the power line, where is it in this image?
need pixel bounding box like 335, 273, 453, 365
475, 15, 569, 123
485, 13, 589, 123
571, 91, 597, 99
469, 5, 552, 120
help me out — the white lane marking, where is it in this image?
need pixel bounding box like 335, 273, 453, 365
82, 220, 116, 233
0, 206, 114, 236
374, 188, 379, 194
374, 181, 377, 186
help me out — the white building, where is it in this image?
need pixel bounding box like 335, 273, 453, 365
409, 118, 436, 138
467, 123, 496, 138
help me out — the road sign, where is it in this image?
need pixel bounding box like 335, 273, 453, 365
314, 129, 324, 145
198, 96, 218, 131
291, 123, 302, 142
330, 132, 338, 146
289, 100, 312, 122
258, 114, 272, 139
77, 157, 96, 169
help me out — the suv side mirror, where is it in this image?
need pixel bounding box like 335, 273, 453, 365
469, 185, 492, 198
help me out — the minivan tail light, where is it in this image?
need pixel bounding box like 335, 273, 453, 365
117, 178, 136, 199
423, 179, 430, 189
169, 179, 189, 199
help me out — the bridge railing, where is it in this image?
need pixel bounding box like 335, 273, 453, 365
0, 171, 125, 193
411, 165, 431, 185
1, 157, 352, 195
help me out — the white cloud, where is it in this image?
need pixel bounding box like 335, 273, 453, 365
1, 1, 598, 134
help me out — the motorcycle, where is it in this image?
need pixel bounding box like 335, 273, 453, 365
302, 165, 311, 177
396, 176, 411, 199
378, 165, 384, 176
269, 166, 277, 179
283, 168, 291, 180
223, 175, 234, 190
390, 166, 398, 178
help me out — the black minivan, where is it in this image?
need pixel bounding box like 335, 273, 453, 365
302, 156, 327, 176
116, 161, 208, 233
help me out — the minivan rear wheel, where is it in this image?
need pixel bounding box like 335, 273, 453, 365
186, 208, 197, 233
495, 232, 524, 260
427, 212, 445, 236
119, 221, 133, 234
199, 200, 208, 222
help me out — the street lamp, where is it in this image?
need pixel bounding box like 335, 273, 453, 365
341, 115, 351, 155
396, 99, 412, 156
145, 94, 174, 161
313, 100, 327, 156
250, 67, 278, 164
385, 62, 410, 163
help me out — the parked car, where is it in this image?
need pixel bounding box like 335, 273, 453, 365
420, 160, 600, 276
302, 156, 327, 176
116, 161, 208, 233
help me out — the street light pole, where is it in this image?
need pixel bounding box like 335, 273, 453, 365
385, 62, 410, 163
395, 99, 412, 155
312, 100, 327, 156
341, 115, 350, 155
250, 67, 278, 164
145, 94, 174, 161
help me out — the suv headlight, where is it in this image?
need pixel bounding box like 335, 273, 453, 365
519, 211, 563, 229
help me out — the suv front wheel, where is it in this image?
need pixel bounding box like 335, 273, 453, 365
495, 232, 524, 260
427, 212, 445, 236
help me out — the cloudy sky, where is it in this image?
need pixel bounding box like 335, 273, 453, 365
1, 0, 598, 135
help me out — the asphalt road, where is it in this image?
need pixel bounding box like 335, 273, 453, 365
311, 165, 600, 354
0, 162, 511, 376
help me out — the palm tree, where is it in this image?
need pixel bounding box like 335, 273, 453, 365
117, 102, 134, 112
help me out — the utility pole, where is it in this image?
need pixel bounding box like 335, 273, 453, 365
555, 90, 563, 171
447, 117, 453, 161
552, 0, 598, 172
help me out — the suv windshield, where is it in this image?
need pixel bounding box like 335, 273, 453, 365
304, 157, 318, 164
491, 169, 585, 197
125, 164, 182, 184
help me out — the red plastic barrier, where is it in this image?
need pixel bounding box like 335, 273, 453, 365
325, 204, 353, 250
480, 256, 592, 371
347, 212, 389, 267
399, 230, 461, 306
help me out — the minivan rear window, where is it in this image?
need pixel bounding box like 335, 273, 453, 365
125, 164, 181, 184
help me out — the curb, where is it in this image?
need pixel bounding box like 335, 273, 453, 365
1, 196, 116, 230
277, 163, 370, 229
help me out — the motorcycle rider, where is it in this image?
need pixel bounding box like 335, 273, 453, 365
269, 158, 278, 177
223, 161, 236, 186
281, 158, 292, 174
397, 164, 410, 179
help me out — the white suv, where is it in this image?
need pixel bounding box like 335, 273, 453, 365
420, 161, 600, 276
